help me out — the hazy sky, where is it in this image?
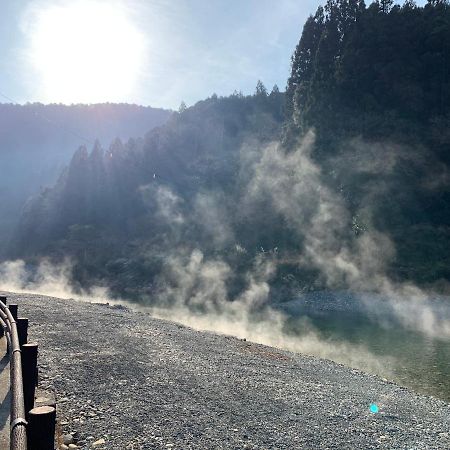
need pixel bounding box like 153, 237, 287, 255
0, 0, 426, 109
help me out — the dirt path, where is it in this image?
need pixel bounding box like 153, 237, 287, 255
0, 336, 10, 449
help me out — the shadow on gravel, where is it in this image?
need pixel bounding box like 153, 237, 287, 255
0, 389, 11, 429
0, 350, 11, 432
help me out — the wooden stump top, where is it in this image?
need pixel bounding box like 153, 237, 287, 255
29, 406, 55, 415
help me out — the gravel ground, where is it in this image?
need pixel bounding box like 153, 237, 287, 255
3, 292, 450, 449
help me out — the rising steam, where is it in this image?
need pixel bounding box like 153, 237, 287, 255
1, 131, 449, 383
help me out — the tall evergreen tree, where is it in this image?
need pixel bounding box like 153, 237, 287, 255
376, 0, 394, 13
255, 80, 268, 96
285, 7, 325, 131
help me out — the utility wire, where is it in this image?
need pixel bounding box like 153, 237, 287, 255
0, 89, 95, 145
0, 90, 16, 104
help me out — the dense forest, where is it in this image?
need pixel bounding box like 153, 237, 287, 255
8, 89, 286, 300
5, 0, 450, 304
284, 0, 450, 284
0, 103, 172, 257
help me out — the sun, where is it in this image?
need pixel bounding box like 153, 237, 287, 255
23, 1, 146, 104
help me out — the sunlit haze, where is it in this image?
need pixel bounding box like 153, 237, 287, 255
0, 0, 430, 108
1, 0, 328, 108
22, 1, 146, 104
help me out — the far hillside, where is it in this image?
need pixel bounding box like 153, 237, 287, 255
0, 103, 172, 255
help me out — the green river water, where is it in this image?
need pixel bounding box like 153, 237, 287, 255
285, 308, 450, 402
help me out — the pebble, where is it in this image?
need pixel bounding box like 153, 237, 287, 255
60, 446, 69, 450
93, 438, 106, 447
63, 434, 73, 445
68, 445, 78, 450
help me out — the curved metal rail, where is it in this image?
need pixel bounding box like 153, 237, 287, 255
0, 301, 27, 450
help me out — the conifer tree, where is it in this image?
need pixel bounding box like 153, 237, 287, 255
255, 80, 268, 96
271, 84, 280, 95
377, 0, 394, 13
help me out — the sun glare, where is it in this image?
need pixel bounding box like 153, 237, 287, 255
24, 1, 146, 104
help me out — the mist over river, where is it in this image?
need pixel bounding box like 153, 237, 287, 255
280, 292, 450, 402
3, 283, 449, 403
150, 292, 450, 402
111, 290, 450, 403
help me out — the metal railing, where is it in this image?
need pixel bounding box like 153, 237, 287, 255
0, 296, 56, 450
0, 296, 27, 449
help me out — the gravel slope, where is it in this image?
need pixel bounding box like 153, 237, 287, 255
3, 292, 449, 449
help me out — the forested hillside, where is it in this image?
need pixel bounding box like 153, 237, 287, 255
286, 0, 450, 148
284, 0, 450, 284
0, 103, 172, 256
9, 89, 285, 299
6, 0, 450, 302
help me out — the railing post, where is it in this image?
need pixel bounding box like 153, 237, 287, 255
22, 343, 38, 416
0, 299, 28, 448
8, 306, 19, 354
27, 406, 56, 450
8, 306, 19, 355
9, 321, 28, 449
9, 303, 19, 320
17, 317, 29, 347
0, 296, 6, 338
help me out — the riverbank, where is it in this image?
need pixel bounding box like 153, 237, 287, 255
2, 292, 449, 449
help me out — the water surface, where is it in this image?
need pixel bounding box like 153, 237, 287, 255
282, 292, 450, 402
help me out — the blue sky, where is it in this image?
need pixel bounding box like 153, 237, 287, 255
0, 0, 426, 110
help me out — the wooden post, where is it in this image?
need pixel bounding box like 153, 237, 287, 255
22, 343, 38, 415
17, 318, 28, 347
27, 406, 56, 450
9, 304, 18, 320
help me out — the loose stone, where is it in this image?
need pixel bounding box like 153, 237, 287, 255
63, 434, 74, 445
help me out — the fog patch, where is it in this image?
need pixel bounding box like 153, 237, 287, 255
0, 258, 107, 301
143, 246, 392, 376
155, 185, 185, 225
193, 192, 234, 248
242, 132, 449, 340
359, 287, 450, 340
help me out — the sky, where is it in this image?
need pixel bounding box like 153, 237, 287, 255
0, 0, 427, 110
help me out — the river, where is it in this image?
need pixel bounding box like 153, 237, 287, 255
281, 292, 450, 402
